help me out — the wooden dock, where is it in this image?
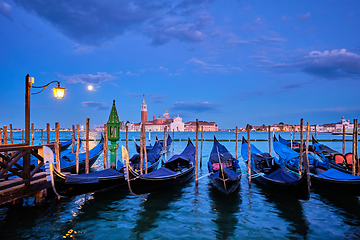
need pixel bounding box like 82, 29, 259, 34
0, 143, 58, 205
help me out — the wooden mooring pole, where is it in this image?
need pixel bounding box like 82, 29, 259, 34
356, 119, 359, 176
22, 129, 24, 143
314, 125, 317, 140
305, 122, 310, 170
299, 119, 304, 175
268, 125, 271, 154
343, 124, 346, 155
31, 123, 34, 145
3, 126, 8, 157
140, 124, 143, 175
352, 119, 357, 176
195, 119, 199, 186
247, 124, 251, 187
235, 126, 238, 159
163, 126, 167, 162
55, 122, 60, 171
72, 125, 75, 153
200, 126, 203, 168
85, 118, 90, 174
10, 124, 13, 156
76, 124, 80, 174
143, 124, 148, 174
46, 123, 50, 144
126, 125, 129, 154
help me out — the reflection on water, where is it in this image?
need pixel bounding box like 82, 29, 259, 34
132, 183, 187, 239
260, 186, 310, 238
209, 183, 242, 240
313, 189, 360, 238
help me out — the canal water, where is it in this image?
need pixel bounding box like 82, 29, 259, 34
0, 131, 359, 239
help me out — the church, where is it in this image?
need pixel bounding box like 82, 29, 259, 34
127, 95, 185, 132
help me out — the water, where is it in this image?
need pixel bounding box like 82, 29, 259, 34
1, 131, 359, 239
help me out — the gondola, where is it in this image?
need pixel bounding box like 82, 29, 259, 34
241, 137, 310, 200
47, 139, 163, 197
59, 136, 104, 173
124, 140, 163, 173
273, 135, 329, 172
27, 139, 82, 172
60, 138, 83, 156
126, 138, 195, 194
50, 139, 72, 152
278, 134, 304, 149
307, 155, 360, 196
208, 136, 241, 195
311, 136, 353, 174
134, 136, 156, 153
274, 136, 360, 196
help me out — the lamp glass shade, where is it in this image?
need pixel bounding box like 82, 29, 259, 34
52, 87, 66, 99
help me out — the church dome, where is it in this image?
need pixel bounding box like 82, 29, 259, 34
163, 110, 170, 119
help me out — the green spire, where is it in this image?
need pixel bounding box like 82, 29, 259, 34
107, 100, 120, 124
142, 94, 146, 104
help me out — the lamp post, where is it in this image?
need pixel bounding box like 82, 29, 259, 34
24, 74, 65, 191
107, 100, 120, 169
25, 74, 66, 145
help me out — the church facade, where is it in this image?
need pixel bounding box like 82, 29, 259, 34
128, 95, 185, 132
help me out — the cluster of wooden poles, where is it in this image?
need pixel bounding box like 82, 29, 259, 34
1, 117, 358, 180
0, 118, 94, 175
232, 118, 359, 187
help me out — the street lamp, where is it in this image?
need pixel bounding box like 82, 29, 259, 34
25, 74, 66, 145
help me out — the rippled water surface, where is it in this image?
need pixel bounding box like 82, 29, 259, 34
1, 131, 359, 239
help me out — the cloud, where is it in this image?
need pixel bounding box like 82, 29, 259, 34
70, 45, 93, 55
13, 0, 213, 46
59, 72, 117, 84
171, 101, 218, 113
281, 16, 291, 22
126, 71, 139, 76
297, 12, 311, 22
272, 49, 360, 79
82, 101, 109, 110
0, 1, 12, 21
226, 36, 287, 46
187, 58, 242, 73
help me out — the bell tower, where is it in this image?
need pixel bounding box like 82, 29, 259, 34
141, 94, 147, 123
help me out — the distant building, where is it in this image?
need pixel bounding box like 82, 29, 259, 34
184, 121, 219, 132
127, 95, 185, 132
141, 95, 147, 123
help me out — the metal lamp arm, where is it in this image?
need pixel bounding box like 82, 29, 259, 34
31, 81, 61, 95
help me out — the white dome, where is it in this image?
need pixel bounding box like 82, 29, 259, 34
163, 110, 170, 119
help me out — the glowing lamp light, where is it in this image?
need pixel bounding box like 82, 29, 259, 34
52, 87, 66, 99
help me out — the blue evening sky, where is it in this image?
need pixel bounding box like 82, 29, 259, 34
0, 0, 359, 129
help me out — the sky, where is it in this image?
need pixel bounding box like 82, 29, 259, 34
0, 0, 359, 130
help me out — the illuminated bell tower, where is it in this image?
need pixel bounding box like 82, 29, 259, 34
141, 94, 147, 123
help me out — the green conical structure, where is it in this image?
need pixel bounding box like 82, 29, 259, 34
107, 100, 120, 169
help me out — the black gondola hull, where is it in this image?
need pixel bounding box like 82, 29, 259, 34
209, 176, 241, 195
310, 174, 360, 196
53, 170, 126, 197
61, 151, 102, 174
251, 169, 310, 200
129, 167, 195, 195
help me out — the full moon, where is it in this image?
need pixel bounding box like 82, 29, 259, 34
88, 85, 93, 91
